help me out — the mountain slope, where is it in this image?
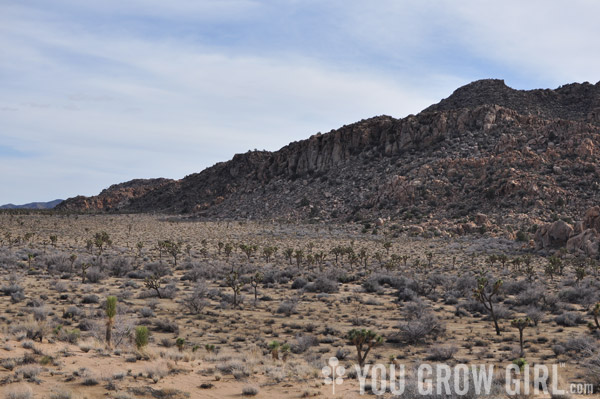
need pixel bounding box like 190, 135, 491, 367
0, 199, 63, 209
56, 79, 600, 229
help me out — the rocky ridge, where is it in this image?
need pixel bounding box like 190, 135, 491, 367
57, 79, 600, 239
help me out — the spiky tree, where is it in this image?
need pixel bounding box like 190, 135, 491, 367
473, 277, 503, 335
224, 243, 233, 260
145, 275, 162, 298
268, 341, 280, 360
164, 240, 182, 266
94, 231, 112, 256
250, 272, 263, 305
69, 254, 77, 273
383, 241, 392, 255
105, 296, 117, 348
226, 270, 244, 308
262, 246, 277, 263
135, 326, 149, 350
176, 337, 185, 352
80, 262, 91, 284
511, 317, 530, 358
347, 329, 383, 368
294, 249, 304, 268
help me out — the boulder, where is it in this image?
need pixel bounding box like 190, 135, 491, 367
534, 220, 574, 249
567, 229, 600, 257
583, 206, 600, 231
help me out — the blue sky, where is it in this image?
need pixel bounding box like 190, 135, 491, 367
1, 0, 599, 204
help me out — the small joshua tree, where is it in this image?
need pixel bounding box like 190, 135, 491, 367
250, 272, 263, 305
347, 329, 383, 368
80, 262, 91, 284
164, 240, 182, 266
262, 246, 277, 263
223, 243, 233, 260
145, 275, 162, 299
94, 231, 112, 255
176, 337, 185, 352
268, 341, 280, 360
511, 317, 530, 358
473, 277, 503, 335
69, 254, 77, 273
105, 296, 117, 348
591, 303, 600, 331
226, 270, 244, 308
281, 343, 290, 362
284, 248, 294, 264
135, 326, 149, 350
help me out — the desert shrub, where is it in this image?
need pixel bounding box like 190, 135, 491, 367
15, 365, 41, 380
81, 294, 99, 304
396, 287, 416, 302
32, 306, 48, 322
276, 299, 298, 316
183, 282, 209, 314
108, 257, 132, 277
459, 299, 487, 314
77, 318, 95, 331
397, 313, 445, 344
291, 277, 307, 290
362, 277, 381, 293
144, 262, 170, 278
56, 327, 80, 344
526, 307, 544, 326
562, 335, 596, 355
454, 274, 477, 296
515, 288, 544, 307
304, 278, 338, 293
49, 390, 72, 399
154, 319, 179, 334
44, 254, 70, 273
559, 286, 597, 306
63, 305, 83, 319
181, 267, 203, 282
139, 307, 154, 318
242, 386, 259, 396
404, 299, 428, 320
426, 345, 458, 361
503, 279, 529, 295
291, 334, 318, 354
492, 304, 514, 320
160, 283, 177, 299
555, 311, 585, 327
85, 267, 103, 283
1, 283, 23, 297
4, 384, 33, 399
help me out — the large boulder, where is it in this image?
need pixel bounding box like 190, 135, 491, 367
567, 229, 600, 257
583, 206, 600, 231
534, 220, 574, 250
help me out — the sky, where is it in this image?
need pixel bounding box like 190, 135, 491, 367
1, 0, 599, 204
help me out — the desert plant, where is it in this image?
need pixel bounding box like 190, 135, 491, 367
250, 272, 263, 304
226, 270, 244, 308
105, 296, 117, 348
473, 276, 503, 335
511, 317, 531, 357
135, 326, 149, 349
176, 337, 185, 352
144, 275, 162, 298
347, 329, 383, 368
93, 231, 112, 255
268, 340, 280, 360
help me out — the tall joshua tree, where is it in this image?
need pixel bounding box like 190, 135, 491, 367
105, 296, 117, 348
473, 277, 503, 335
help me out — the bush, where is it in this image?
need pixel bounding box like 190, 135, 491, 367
276, 299, 297, 316
397, 313, 445, 344
291, 334, 318, 354
135, 326, 149, 349
426, 345, 458, 361
291, 278, 307, 290
555, 312, 585, 327
242, 386, 259, 396
183, 282, 208, 314
4, 385, 33, 399
139, 307, 154, 318
108, 258, 132, 277
85, 267, 103, 283
81, 294, 99, 304
154, 319, 179, 334
304, 278, 338, 293
144, 262, 170, 278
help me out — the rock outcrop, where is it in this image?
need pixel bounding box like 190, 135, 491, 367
56, 80, 600, 233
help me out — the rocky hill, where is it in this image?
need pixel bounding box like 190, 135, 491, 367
0, 199, 63, 210
56, 79, 600, 235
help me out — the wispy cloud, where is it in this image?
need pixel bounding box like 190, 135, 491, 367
0, 0, 598, 204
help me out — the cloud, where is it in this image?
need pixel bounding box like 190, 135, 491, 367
0, 1, 598, 203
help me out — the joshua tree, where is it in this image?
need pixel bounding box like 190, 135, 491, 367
281, 343, 291, 362
383, 241, 392, 255
49, 235, 58, 248
591, 303, 600, 330
163, 240, 182, 266
331, 246, 343, 264
69, 254, 77, 273
511, 317, 530, 357
294, 249, 304, 268
224, 243, 233, 260
268, 340, 281, 360
426, 252, 433, 267
250, 272, 263, 304
94, 231, 112, 255
239, 244, 258, 260
80, 262, 91, 284
545, 257, 560, 281
473, 277, 503, 335
136, 242, 144, 259
498, 254, 508, 269
205, 344, 215, 353
27, 253, 35, 268
262, 246, 277, 263
226, 270, 244, 308
145, 275, 162, 298
135, 326, 149, 350
347, 329, 383, 368
176, 337, 185, 352
105, 296, 117, 348
217, 241, 224, 255
283, 248, 294, 264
